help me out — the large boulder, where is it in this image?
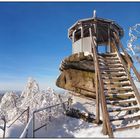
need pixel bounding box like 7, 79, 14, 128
56, 52, 96, 99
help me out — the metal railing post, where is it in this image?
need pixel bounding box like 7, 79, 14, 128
27, 106, 30, 124
32, 112, 35, 138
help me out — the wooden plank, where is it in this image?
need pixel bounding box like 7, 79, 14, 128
102, 69, 123, 73
113, 124, 140, 131
108, 105, 139, 112
100, 53, 117, 57
102, 72, 127, 77
98, 55, 118, 60
101, 67, 125, 71
98, 59, 120, 63
106, 93, 134, 99
110, 114, 140, 121
102, 65, 123, 69
106, 91, 134, 95
103, 77, 128, 82
106, 98, 137, 105
104, 82, 130, 87
105, 87, 133, 91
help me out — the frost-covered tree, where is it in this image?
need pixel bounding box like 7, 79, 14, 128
0, 77, 70, 126
127, 24, 140, 63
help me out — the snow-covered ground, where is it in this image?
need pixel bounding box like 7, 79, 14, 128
0, 78, 140, 138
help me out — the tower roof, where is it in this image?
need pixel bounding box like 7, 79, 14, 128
68, 16, 124, 44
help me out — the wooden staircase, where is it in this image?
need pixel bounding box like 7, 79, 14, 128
89, 27, 140, 138
98, 52, 140, 134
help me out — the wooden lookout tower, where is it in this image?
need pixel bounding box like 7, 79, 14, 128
68, 11, 140, 137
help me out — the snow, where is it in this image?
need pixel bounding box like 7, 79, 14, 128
0, 78, 140, 138
5, 120, 25, 138
34, 115, 106, 138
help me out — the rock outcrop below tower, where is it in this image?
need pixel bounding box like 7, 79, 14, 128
56, 52, 96, 98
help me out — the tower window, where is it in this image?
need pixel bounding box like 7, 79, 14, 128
74, 29, 81, 42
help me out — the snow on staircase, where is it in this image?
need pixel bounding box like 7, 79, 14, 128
98, 52, 140, 133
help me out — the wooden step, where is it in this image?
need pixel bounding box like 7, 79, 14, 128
104, 89, 134, 93
106, 60, 121, 64
105, 60, 121, 63
99, 62, 106, 66
101, 67, 125, 71
99, 59, 121, 64
108, 105, 139, 112
102, 72, 127, 77
99, 60, 121, 65
110, 113, 140, 122
106, 98, 137, 105
106, 63, 123, 67
102, 69, 124, 73
104, 81, 131, 87
105, 58, 119, 61
98, 56, 118, 61
104, 83, 131, 88
102, 65, 124, 69
100, 53, 117, 57
113, 123, 140, 131
105, 86, 133, 91
103, 77, 129, 82
106, 93, 135, 99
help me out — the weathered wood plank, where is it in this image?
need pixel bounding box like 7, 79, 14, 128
110, 114, 140, 121
113, 124, 140, 131
108, 105, 139, 112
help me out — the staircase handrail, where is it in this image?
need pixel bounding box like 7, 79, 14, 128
89, 27, 114, 138
113, 32, 140, 82
112, 32, 140, 105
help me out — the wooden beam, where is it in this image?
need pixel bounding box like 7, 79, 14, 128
95, 62, 100, 124
89, 28, 114, 138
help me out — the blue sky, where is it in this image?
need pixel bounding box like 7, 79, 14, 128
0, 2, 140, 90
